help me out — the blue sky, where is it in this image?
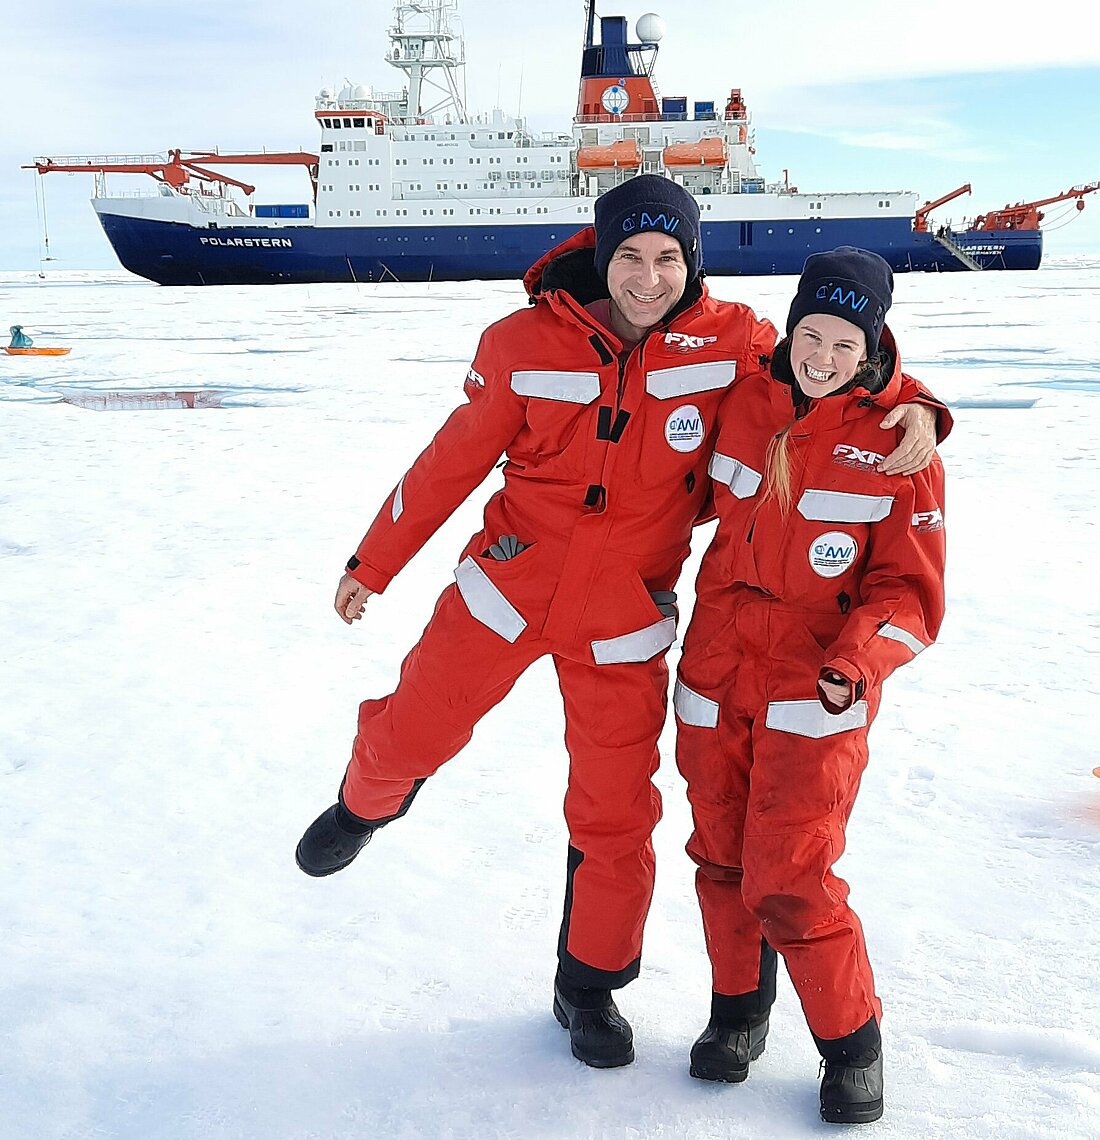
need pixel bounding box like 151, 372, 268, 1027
2, 0, 1098, 270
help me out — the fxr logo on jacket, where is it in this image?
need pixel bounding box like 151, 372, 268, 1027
833, 443, 886, 471
912, 508, 944, 532
664, 332, 718, 353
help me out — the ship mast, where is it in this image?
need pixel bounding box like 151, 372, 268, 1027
386, 1, 468, 124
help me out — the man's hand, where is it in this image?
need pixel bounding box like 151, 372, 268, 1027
335, 573, 373, 625
878, 403, 937, 476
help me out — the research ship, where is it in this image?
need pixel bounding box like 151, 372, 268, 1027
25, 1, 1098, 285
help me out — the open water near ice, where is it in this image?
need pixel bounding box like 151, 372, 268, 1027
2, 257, 1097, 412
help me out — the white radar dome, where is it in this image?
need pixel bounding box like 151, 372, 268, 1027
636, 13, 665, 42
351, 84, 369, 99
320, 87, 333, 99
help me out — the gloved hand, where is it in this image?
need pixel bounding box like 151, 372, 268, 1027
486, 534, 529, 560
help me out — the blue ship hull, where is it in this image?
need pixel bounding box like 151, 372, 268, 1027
98, 211, 1043, 285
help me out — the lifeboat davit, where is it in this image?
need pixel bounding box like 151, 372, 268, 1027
662, 138, 728, 168
576, 139, 642, 171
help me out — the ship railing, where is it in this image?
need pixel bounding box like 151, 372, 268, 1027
35, 153, 166, 167
575, 114, 673, 124
95, 189, 163, 199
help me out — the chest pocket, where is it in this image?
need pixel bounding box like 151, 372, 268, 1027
510, 370, 601, 476
636, 360, 736, 489
794, 487, 895, 586
797, 488, 895, 523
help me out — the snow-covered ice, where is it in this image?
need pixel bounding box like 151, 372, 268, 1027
2, 260, 1098, 1139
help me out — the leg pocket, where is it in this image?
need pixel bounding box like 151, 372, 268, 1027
764, 700, 868, 739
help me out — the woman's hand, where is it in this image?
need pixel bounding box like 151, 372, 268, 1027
817, 670, 853, 712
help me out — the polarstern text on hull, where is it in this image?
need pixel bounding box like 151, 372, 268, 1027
199, 236, 295, 248
26, 1, 1097, 284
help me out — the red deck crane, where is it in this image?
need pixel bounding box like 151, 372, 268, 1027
913, 183, 971, 233
24, 149, 320, 201
972, 182, 1100, 232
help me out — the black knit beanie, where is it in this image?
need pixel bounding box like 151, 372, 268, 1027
786, 247, 893, 356
593, 174, 702, 281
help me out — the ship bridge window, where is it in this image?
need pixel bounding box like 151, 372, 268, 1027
343, 118, 352, 127
331, 119, 341, 129
354, 118, 364, 128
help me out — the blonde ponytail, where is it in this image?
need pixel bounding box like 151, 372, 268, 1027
762, 419, 799, 515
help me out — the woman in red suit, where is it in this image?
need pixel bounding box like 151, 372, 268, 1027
675, 248, 946, 1125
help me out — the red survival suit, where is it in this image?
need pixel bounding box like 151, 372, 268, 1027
341, 229, 778, 988
674, 330, 947, 1040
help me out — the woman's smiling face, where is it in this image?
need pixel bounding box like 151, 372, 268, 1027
789, 314, 867, 396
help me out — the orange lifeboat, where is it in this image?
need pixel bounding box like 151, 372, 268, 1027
5, 347, 71, 356
576, 139, 642, 172
663, 137, 729, 168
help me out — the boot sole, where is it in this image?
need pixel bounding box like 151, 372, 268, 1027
821, 1099, 884, 1125
294, 841, 359, 878
553, 996, 635, 1068
689, 1037, 766, 1083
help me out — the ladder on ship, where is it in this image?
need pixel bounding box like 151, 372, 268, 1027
933, 231, 983, 270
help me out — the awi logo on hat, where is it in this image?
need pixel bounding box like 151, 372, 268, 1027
623, 211, 682, 235
816, 283, 869, 314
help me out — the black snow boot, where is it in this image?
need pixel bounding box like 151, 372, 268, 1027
690, 1013, 769, 1083
553, 971, 634, 1069
816, 1018, 884, 1125
295, 802, 375, 877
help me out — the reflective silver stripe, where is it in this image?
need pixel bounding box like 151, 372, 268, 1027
708, 452, 763, 499
765, 699, 869, 739
674, 679, 719, 728
391, 476, 405, 523
798, 489, 894, 523
878, 622, 927, 656
510, 370, 600, 404
646, 360, 736, 400
591, 617, 676, 665
454, 556, 527, 643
